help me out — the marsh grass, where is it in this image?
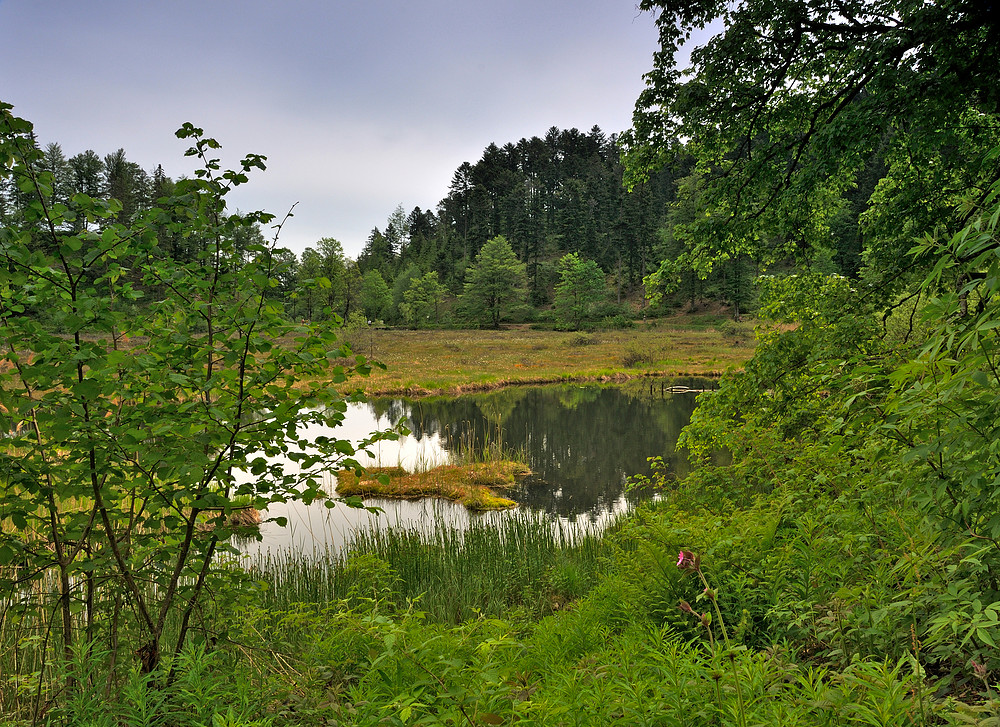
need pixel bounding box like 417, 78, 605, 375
301, 318, 752, 397
244, 510, 612, 622
449, 415, 529, 468
335, 461, 528, 510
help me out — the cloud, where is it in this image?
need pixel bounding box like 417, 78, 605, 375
1, 0, 662, 257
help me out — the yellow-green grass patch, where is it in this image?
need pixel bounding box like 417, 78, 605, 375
317, 317, 756, 397
335, 462, 531, 511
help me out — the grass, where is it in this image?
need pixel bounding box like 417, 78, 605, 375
52, 313, 755, 398
334, 461, 531, 510
244, 509, 612, 623
326, 314, 756, 396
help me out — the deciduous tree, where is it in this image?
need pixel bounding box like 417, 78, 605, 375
623, 0, 1000, 295
553, 252, 606, 330
400, 271, 447, 327
0, 105, 382, 689
360, 268, 392, 322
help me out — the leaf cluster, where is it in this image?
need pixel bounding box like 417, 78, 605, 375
0, 102, 385, 705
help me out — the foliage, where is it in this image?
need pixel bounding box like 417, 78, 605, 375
293, 237, 362, 322
0, 104, 384, 710
643, 170, 758, 317
399, 270, 447, 328
599, 314, 634, 331
389, 262, 422, 324
359, 268, 391, 322
624, 0, 1000, 297
459, 235, 528, 328
553, 252, 607, 330
664, 173, 1000, 701
96, 494, 982, 727
883, 174, 1000, 551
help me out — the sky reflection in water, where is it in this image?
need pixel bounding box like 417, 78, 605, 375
240, 380, 707, 556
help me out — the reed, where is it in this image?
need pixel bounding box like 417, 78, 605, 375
449, 416, 528, 468
243, 510, 614, 623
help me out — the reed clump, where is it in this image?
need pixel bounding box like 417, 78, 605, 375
245, 510, 610, 622
335, 462, 529, 511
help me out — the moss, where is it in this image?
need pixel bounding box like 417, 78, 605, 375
336, 461, 529, 511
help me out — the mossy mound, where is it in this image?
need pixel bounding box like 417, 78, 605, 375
336, 462, 530, 511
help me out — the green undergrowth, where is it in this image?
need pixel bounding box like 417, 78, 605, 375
243, 511, 610, 623
11, 253, 1000, 723
19, 456, 999, 726
227, 441, 1000, 725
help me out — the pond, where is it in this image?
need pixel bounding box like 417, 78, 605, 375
240, 378, 712, 556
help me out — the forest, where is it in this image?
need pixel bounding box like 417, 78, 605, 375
0, 124, 690, 329
2, 0, 1000, 724
0, 122, 825, 330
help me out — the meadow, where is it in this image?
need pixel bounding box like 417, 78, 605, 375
333, 314, 755, 396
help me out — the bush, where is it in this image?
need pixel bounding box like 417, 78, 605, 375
621, 346, 654, 367
569, 332, 598, 347
592, 301, 633, 319
714, 318, 752, 345
600, 314, 635, 330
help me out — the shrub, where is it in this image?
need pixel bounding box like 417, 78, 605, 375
600, 314, 635, 330
621, 346, 654, 367
568, 332, 598, 347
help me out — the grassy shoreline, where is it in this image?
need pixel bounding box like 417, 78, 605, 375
334, 314, 755, 397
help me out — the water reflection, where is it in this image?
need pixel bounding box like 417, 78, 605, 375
382, 380, 704, 517
244, 379, 709, 554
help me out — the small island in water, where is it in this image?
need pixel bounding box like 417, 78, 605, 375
335, 461, 531, 510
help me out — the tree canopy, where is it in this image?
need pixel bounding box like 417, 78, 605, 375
553, 253, 606, 330
621, 0, 1000, 699
623, 0, 1000, 294
461, 235, 528, 328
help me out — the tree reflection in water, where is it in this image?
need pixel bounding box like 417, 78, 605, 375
368, 379, 708, 519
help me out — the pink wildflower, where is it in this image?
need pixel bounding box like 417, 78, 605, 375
972, 659, 988, 679
676, 550, 700, 571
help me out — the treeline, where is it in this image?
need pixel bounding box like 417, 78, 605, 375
0, 122, 892, 330
357, 127, 676, 303
293, 125, 690, 328
0, 128, 712, 330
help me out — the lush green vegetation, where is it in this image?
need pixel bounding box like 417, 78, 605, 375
3, 0, 1000, 723
0, 107, 389, 722
0, 124, 750, 331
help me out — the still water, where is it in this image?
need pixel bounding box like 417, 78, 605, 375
241, 378, 709, 555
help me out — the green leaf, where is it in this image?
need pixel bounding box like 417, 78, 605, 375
977, 628, 997, 648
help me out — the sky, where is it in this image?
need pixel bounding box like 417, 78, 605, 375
1, 1, 666, 258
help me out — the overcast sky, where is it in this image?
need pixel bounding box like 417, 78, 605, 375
1, 1, 666, 257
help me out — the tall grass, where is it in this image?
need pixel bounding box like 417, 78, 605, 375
0, 557, 257, 723
244, 510, 613, 622
447, 416, 528, 468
